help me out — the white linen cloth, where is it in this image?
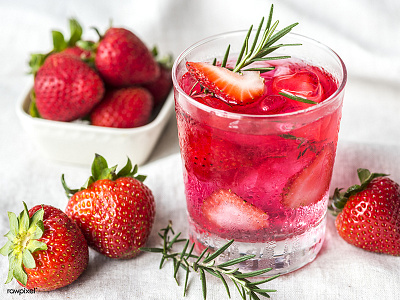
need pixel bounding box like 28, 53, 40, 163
1, 0, 400, 299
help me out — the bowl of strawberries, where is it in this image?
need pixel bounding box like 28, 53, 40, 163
17, 19, 174, 167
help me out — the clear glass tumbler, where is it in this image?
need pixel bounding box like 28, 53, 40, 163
172, 31, 347, 275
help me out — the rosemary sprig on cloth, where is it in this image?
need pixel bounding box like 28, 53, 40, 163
140, 222, 279, 300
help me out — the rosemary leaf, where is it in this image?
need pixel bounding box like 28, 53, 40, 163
235, 25, 254, 68
217, 254, 255, 268
250, 17, 265, 55
279, 92, 318, 104
243, 67, 275, 73
167, 232, 182, 249
250, 291, 262, 300
265, 22, 299, 48
233, 267, 273, 278
249, 274, 280, 286
183, 266, 190, 296
200, 268, 207, 300
203, 239, 234, 263
216, 271, 231, 298
139, 247, 164, 253
221, 44, 230, 68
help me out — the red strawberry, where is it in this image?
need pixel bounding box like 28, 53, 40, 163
63, 154, 155, 259
330, 169, 400, 256
90, 87, 154, 128
34, 52, 105, 121
0, 202, 88, 291
282, 143, 335, 209
143, 54, 173, 107
202, 189, 269, 233
62, 46, 92, 60
95, 27, 160, 86
186, 61, 264, 105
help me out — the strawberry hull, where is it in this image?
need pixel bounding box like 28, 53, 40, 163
173, 31, 346, 275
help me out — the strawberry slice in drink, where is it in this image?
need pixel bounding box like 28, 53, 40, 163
186, 61, 265, 105
202, 189, 269, 235
282, 143, 335, 209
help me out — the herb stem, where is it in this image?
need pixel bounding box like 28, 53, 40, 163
140, 222, 278, 300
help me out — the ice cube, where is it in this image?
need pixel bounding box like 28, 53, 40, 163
272, 70, 324, 103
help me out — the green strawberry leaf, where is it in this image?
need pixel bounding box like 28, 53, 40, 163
62, 154, 148, 198
68, 18, 83, 47
7, 212, 18, 236
0, 241, 12, 256
92, 154, 109, 180
22, 249, 36, 269
28, 53, 48, 75
116, 157, 133, 178
52, 30, 68, 52
1, 202, 47, 286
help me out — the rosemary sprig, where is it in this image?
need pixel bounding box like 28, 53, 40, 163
222, 4, 300, 73
140, 222, 279, 300
278, 92, 317, 105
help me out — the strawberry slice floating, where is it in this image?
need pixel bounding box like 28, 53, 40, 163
282, 143, 335, 209
202, 189, 269, 232
186, 61, 265, 105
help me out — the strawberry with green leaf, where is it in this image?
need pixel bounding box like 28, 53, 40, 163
63, 154, 155, 259
0, 203, 88, 291
29, 18, 90, 75
329, 168, 400, 256
94, 27, 160, 87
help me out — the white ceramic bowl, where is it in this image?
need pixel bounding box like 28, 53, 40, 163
16, 83, 174, 167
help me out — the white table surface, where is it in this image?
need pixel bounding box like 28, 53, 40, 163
1, 1, 400, 299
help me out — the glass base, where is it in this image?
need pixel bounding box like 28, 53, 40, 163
188, 215, 326, 276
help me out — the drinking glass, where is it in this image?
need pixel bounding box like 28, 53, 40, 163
172, 31, 347, 275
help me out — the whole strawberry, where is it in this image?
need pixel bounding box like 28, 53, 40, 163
143, 49, 173, 108
0, 202, 88, 291
34, 52, 105, 121
95, 27, 160, 87
330, 168, 400, 256
63, 154, 155, 259
90, 87, 153, 128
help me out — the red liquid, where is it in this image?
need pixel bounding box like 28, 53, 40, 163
176, 58, 342, 242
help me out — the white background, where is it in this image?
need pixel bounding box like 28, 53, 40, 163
0, 0, 400, 299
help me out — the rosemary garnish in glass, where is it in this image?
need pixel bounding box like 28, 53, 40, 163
219, 4, 299, 74
140, 222, 279, 300
213, 5, 317, 107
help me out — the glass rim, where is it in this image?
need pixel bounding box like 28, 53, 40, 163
172, 30, 347, 119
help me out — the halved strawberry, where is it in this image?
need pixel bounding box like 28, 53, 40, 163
186, 61, 265, 105
282, 143, 335, 209
202, 189, 269, 232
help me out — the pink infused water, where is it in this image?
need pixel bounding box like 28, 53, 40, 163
175, 57, 344, 274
